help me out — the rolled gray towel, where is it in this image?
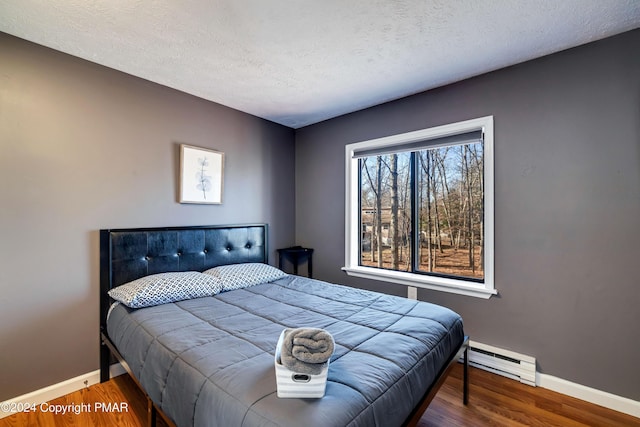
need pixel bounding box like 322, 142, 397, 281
280, 328, 335, 375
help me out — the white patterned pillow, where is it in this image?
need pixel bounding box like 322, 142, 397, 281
204, 263, 287, 291
108, 271, 223, 308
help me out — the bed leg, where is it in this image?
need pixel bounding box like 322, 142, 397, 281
100, 339, 110, 383
147, 397, 157, 427
463, 343, 469, 405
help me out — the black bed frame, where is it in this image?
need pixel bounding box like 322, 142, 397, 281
99, 223, 468, 427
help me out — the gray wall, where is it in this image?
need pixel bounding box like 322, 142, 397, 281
295, 29, 640, 401
0, 33, 295, 401
2, 27, 639, 405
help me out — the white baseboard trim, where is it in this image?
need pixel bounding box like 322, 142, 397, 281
537, 372, 640, 419
0, 364, 125, 420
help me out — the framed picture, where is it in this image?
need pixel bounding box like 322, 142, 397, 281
180, 144, 224, 204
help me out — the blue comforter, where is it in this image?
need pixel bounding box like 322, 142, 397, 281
107, 275, 464, 427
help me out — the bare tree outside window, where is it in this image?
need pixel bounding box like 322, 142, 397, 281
359, 141, 484, 281
360, 152, 412, 271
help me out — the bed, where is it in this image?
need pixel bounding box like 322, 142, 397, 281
99, 224, 468, 427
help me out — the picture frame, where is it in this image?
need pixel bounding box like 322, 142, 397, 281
179, 144, 224, 204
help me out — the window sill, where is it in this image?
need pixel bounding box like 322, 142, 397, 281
342, 266, 497, 299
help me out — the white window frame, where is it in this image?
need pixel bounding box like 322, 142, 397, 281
343, 116, 496, 299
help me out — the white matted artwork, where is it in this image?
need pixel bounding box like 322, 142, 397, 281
180, 144, 224, 204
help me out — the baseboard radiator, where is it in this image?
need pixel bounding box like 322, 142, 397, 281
461, 340, 536, 386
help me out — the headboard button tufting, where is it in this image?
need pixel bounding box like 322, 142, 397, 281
101, 224, 268, 301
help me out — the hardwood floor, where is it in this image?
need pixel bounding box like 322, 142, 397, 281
421, 365, 639, 427
1, 365, 638, 426
0, 373, 168, 427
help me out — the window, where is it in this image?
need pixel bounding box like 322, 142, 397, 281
344, 116, 495, 298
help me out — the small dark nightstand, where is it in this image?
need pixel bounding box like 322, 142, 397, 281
277, 246, 314, 278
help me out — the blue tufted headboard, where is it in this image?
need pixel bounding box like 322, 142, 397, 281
99, 223, 268, 329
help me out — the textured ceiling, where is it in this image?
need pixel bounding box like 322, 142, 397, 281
1, 1, 639, 128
